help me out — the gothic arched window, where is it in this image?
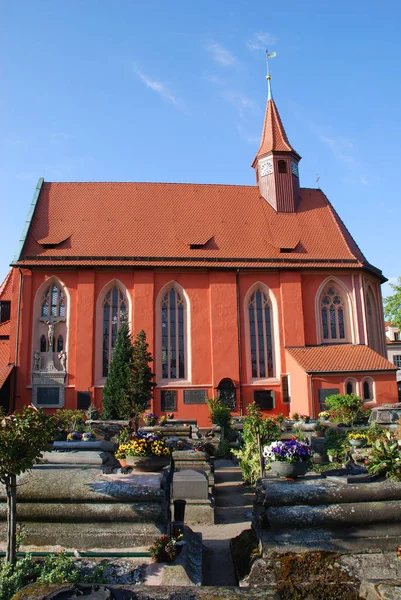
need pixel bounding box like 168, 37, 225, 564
320, 284, 346, 342
248, 288, 274, 378
41, 283, 65, 318
345, 377, 357, 396
362, 377, 374, 402
102, 287, 127, 377
57, 335, 64, 352
161, 287, 185, 380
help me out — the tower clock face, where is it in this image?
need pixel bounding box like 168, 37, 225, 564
260, 160, 273, 177
291, 161, 299, 177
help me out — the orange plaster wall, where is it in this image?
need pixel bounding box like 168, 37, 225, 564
285, 352, 310, 416
209, 271, 239, 388
311, 371, 398, 416
280, 271, 305, 348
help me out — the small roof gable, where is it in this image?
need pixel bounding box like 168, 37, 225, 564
286, 344, 397, 373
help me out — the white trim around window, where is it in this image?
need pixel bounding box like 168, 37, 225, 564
155, 281, 192, 386
315, 276, 355, 345
344, 377, 358, 396
361, 376, 376, 403
244, 282, 281, 385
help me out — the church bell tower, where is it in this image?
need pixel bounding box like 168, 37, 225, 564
252, 53, 301, 213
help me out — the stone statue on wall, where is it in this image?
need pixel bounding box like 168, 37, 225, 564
58, 350, 67, 371
46, 321, 55, 349
33, 350, 41, 371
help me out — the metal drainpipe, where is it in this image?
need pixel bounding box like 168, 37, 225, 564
11, 268, 23, 413
236, 269, 243, 415
309, 373, 314, 419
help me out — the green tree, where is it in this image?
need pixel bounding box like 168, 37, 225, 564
101, 315, 133, 419
129, 330, 156, 430
232, 403, 280, 484
0, 406, 57, 566
325, 393, 364, 425
384, 276, 401, 330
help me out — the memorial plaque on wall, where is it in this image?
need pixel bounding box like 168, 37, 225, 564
318, 388, 339, 410
254, 390, 275, 410
184, 389, 207, 404
161, 390, 177, 412
77, 391, 91, 410
37, 387, 60, 406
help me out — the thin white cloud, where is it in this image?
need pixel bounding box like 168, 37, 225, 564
236, 123, 260, 145
135, 68, 181, 108
319, 134, 355, 165
207, 42, 237, 66
247, 32, 277, 51
206, 74, 227, 86
223, 91, 257, 119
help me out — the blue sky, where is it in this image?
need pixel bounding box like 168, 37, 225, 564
1, 1, 400, 297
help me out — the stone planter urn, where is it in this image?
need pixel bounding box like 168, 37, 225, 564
270, 461, 309, 478
349, 438, 367, 448
125, 455, 170, 472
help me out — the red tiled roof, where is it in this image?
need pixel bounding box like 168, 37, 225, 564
15, 183, 377, 273
0, 340, 12, 389
254, 99, 296, 160
0, 270, 12, 301
286, 345, 397, 373
0, 321, 10, 337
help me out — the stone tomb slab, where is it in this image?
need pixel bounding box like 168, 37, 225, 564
172, 469, 209, 500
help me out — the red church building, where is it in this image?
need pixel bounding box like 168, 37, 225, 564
0, 79, 397, 425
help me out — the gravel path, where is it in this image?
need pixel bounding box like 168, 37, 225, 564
197, 459, 253, 586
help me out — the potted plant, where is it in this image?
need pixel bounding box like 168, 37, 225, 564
299, 414, 310, 424
143, 413, 158, 427
82, 429, 96, 442
159, 416, 167, 426
121, 431, 171, 471
291, 413, 299, 422
318, 411, 331, 422
348, 432, 368, 448
314, 420, 325, 437
67, 431, 83, 441
263, 438, 313, 478
167, 413, 175, 421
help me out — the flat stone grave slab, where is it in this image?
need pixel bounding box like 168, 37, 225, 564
172, 469, 208, 500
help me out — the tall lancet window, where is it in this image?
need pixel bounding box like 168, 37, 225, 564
102, 287, 127, 377
320, 284, 346, 341
248, 289, 274, 378
161, 287, 185, 380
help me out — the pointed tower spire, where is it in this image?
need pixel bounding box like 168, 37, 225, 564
253, 53, 301, 213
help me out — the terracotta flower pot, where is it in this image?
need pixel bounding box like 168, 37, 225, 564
270, 461, 309, 479
125, 455, 170, 472
118, 458, 127, 468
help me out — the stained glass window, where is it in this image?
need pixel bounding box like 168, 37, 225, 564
248, 289, 274, 378
102, 287, 127, 377
161, 287, 185, 380
320, 284, 346, 341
